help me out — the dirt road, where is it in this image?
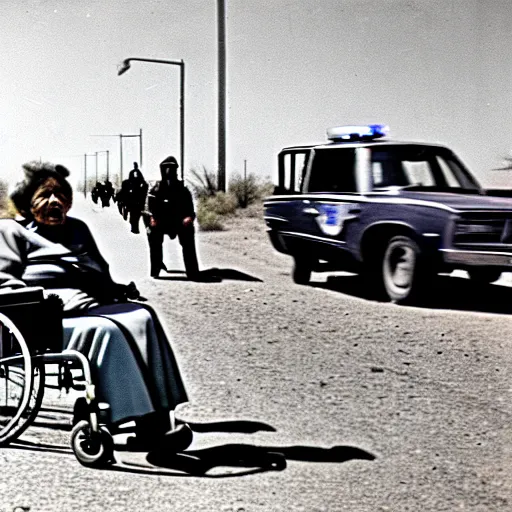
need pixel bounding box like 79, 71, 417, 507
1, 198, 511, 511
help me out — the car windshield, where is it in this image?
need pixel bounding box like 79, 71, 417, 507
370, 145, 482, 193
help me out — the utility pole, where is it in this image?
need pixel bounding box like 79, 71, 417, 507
84, 153, 95, 197
139, 128, 143, 169
91, 130, 143, 184
83, 154, 87, 198
243, 159, 248, 208
120, 135, 123, 183
217, 0, 226, 192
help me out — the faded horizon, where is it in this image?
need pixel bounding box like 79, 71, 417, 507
1, 0, 511, 191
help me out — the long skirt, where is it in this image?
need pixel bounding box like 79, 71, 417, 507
62, 302, 188, 426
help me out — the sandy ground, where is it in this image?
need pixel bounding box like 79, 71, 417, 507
0, 197, 511, 512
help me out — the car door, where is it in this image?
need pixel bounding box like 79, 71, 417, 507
264, 149, 313, 247
297, 147, 361, 256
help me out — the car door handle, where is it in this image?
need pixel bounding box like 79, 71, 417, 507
348, 208, 361, 214
302, 207, 320, 216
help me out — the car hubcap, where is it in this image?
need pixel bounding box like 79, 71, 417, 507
385, 243, 416, 295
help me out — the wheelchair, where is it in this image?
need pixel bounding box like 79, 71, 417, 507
0, 286, 118, 468
0, 286, 194, 469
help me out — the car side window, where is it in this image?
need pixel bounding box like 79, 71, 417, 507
402, 161, 435, 186
307, 149, 356, 193
436, 156, 463, 187
371, 149, 408, 188
277, 151, 309, 194
371, 147, 437, 188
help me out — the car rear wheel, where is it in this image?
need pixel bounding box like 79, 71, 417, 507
467, 268, 501, 284
292, 256, 312, 285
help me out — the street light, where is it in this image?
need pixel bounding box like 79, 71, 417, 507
117, 57, 185, 180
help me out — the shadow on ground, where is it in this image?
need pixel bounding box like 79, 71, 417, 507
311, 274, 512, 315
154, 268, 262, 283
145, 442, 374, 477
10, 416, 375, 477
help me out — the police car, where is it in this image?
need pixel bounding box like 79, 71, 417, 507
263, 124, 512, 303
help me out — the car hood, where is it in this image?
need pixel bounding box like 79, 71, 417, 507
391, 190, 512, 212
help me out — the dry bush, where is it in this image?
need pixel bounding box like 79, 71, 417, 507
188, 166, 218, 199
0, 180, 14, 218
196, 204, 224, 231
200, 192, 237, 216
195, 192, 239, 231
189, 166, 274, 230
228, 173, 274, 208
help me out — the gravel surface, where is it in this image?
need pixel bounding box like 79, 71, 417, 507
1, 197, 511, 512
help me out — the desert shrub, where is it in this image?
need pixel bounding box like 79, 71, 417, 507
0, 180, 13, 218
196, 204, 224, 231
189, 166, 275, 229
188, 166, 218, 199
229, 173, 275, 208
200, 192, 237, 216
240, 201, 264, 218
258, 177, 275, 198
195, 192, 238, 231
229, 173, 259, 208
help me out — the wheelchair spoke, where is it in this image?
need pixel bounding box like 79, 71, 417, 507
0, 313, 41, 445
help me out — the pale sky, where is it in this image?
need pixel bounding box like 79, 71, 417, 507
1, 0, 512, 190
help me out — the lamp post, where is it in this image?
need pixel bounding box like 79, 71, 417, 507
117, 57, 185, 180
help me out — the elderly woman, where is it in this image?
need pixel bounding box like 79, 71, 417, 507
0, 160, 190, 450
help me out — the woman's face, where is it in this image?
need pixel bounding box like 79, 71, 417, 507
30, 177, 72, 225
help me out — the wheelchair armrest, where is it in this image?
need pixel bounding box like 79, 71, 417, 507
0, 286, 46, 307
0, 287, 64, 353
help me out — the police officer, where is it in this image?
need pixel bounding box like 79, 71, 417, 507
146, 156, 200, 279
124, 164, 148, 234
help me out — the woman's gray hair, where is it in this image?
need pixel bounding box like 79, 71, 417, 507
10, 160, 73, 219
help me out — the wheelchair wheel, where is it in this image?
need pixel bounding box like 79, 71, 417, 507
71, 420, 114, 468
0, 313, 45, 446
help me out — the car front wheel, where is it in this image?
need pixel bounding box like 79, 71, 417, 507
380, 235, 424, 303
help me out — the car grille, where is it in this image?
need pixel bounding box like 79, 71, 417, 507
453, 212, 512, 247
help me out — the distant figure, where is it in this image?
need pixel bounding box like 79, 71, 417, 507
146, 156, 200, 279
123, 163, 148, 234
114, 186, 125, 216
119, 179, 131, 220
103, 180, 115, 207
91, 182, 103, 205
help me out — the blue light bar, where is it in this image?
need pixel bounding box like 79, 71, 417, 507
327, 124, 389, 141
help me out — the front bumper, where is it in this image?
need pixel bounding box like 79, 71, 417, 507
441, 248, 512, 267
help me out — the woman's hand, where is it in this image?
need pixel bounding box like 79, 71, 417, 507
124, 281, 140, 300
114, 281, 146, 302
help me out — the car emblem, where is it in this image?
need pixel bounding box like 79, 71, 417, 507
315, 203, 356, 236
